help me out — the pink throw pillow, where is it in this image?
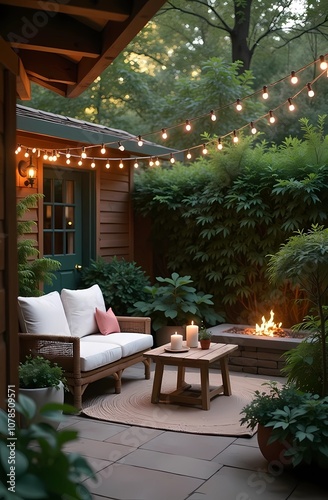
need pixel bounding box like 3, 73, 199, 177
95, 307, 121, 335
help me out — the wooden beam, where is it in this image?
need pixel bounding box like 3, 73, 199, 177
0, 36, 18, 73
0, 8, 101, 58
20, 50, 77, 84
16, 57, 30, 100
0, 0, 131, 21
28, 75, 67, 96
67, 0, 167, 98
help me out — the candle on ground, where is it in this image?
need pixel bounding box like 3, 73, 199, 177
186, 321, 199, 347
171, 332, 183, 350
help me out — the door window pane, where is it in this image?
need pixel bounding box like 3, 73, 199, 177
54, 233, 63, 254
66, 232, 75, 254
54, 179, 63, 203
65, 207, 74, 228
44, 232, 52, 255
54, 206, 64, 229
66, 180, 74, 204
44, 178, 52, 201
44, 205, 52, 229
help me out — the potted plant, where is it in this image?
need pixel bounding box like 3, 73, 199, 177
198, 325, 212, 349
0, 394, 94, 499
132, 272, 223, 345
19, 355, 67, 427
240, 381, 328, 469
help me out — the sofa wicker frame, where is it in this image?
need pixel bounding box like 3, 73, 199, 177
19, 316, 152, 410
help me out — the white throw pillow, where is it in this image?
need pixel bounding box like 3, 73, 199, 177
61, 284, 106, 338
18, 291, 71, 336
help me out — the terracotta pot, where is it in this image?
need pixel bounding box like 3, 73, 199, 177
257, 424, 293, 468
200, 339, 211, 350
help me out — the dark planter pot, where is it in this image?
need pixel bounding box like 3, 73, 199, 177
257, 424, 293, 469
200, 339, 211, 350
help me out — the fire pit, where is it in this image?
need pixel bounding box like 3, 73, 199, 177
208, 311, 305, 377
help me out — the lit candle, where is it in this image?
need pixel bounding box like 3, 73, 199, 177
171, 332, 183, 350
186, 321, 199, 347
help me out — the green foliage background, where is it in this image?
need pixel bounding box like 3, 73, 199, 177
133, 117, 328, 326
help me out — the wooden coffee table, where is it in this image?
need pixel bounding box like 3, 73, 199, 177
144, 342, 238, 410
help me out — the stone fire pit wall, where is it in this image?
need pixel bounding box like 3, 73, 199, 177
208, 324, 303, 377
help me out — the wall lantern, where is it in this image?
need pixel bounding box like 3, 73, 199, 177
18, 158, 37, 187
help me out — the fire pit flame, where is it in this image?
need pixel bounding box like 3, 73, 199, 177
255, 310, 282, 337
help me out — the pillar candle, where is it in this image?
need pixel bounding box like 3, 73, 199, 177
171, 333, 183, 350
186, 321, 199, 347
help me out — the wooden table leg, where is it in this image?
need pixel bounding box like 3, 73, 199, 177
200, 365, 210, 410
151, 361, 164, 403
177, 366, 185, 388
220, 356, 232, 395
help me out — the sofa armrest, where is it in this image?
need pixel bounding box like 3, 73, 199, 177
19, 333, 81, 377
116, 316, 151, 334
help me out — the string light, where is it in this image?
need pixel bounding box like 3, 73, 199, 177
118, 142, 125, 151
105, 160, 110, 169
52, 150, 57, 162
119, 159, 124, 168
262, 86, 269, 99
202, 144, 208, 154
319, 55, 328, 70
91, 159, 96, 168
15, 144, 21, 154
100, 144, 106, 154
250, 122, 257, 134
155, 157, 160, 166
186, 150, 192, 159
137, 135, 143, 147
81, 147, 87, 159
66, 149, 71, 158
43, 152, 48, 160
32, 147, 37, 154
78, 160, 83, 166
66, 158, 71, 165
232, 130, 239, 143
24, 148, 30, 158
149, 157, 154, 167
235, 99, 242, 111
170, 153, 175, 164
185, 120, 191, 131
269, 110, 276, 124
210, 110, 217, 121
161, 128, 168, 139
134, 160, 139, 168
290, 71, 298, 84
307, 83, 314, 97
217, 138, 223, 150
288, 98, 295, 111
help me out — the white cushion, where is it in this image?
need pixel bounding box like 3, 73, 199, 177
18, 292, 71, 336
61, 284, 106, 338
81, 332, 153, 357
79, 342, 122, 371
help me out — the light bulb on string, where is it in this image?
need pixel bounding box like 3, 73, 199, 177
210, 110, 217, 121
118, 142, 125, 151
262, 86, 269, 99
105, 160, 110, 169
24, 148, 30, 158
288, 98, 295, 111
217, 138, 223, 150
290, 71, 298, 84
307, 83, 314, 97
32, 147, 37, 154
81, 147, 87, 159
52, 150, 57, 162
202, 144, 208, 155
269, 110, 276, 124
149, 157, 154, 167
134, 160, 139, 169
43, 152, 48, 160
91, 159, 96, 169
235, 99, 242, 111
66, 149, 71, 158
155, 157, 160, 166
232, 130, 239, 143
78, 160, 83, 166
170, 153, 175, 164
66, 158, 71, 165
15, 144, 22, 154
319, 55, 328, 70
100, 144, 106, 155
185, 120, 191, 132
119, 159, 124, 168
250, 122, 257, 134
186, 150, 192, 160
161, 128, 168, 140
137, 135, 143, 147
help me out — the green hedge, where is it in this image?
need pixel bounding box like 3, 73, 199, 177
133, 117, 328, 326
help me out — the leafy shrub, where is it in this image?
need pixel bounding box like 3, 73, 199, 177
17, 194, 60, 296
81, 257, 150, 315
19, 355, 66, 389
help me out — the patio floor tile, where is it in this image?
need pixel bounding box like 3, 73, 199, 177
64, 437, 135, 462
213, 442, 268, 470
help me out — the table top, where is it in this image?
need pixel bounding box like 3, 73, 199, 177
144, 341, 238, 364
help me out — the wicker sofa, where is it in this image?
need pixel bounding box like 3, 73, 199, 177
18, 285, 153, 409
